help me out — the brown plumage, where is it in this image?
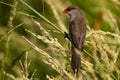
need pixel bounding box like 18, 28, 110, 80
63, 6, 86, 74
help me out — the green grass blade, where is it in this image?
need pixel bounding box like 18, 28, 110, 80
0, 1, 15, 7
0, 23, 23, 42
19, 0, 63, 34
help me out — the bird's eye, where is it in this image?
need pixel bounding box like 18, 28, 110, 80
63, 7, 76, 13
67, 8, 76, 11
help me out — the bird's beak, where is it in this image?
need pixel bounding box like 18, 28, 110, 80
63, 9, 67, 13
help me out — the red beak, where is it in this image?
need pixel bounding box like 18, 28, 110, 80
63, 9, 67, 13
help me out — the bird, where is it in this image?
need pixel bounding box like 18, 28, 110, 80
63, 6, 86, 74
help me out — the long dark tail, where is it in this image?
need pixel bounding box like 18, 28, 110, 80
71, 45, 81, 74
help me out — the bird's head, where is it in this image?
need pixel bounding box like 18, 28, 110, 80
63, 6, 79, 16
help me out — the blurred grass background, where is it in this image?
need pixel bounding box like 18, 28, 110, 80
0, 0, 120, 80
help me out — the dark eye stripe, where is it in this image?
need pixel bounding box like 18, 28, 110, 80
67, 8, 76, 11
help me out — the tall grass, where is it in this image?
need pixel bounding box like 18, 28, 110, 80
0, 0, 120, 80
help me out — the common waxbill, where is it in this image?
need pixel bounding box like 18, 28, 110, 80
63, 6, 86, 74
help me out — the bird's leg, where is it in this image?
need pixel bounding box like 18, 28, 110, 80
64, 32, 71, 41
81, 46, 84, 51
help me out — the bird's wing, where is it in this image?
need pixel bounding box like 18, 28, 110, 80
71, 32, 86, 50
70, 21, 86, 50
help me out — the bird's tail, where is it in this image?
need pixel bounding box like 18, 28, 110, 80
71, 45, 81, 74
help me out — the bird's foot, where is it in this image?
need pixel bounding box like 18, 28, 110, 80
64, 32, 69, 38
